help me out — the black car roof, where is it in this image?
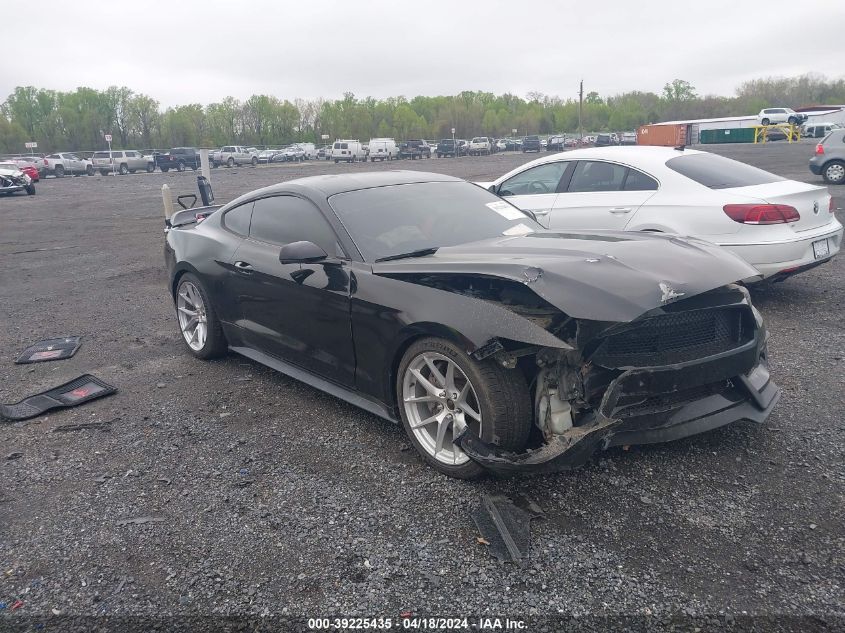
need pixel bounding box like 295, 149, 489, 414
252, 171, 462, 198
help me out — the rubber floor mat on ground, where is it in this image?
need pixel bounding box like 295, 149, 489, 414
15, 337, 82, 364
0, 374, 116, 422
471, 494, 540, 565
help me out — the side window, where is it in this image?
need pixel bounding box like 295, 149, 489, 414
223, 201, 253, 236
568, 161, 627, 193
499, 162, 569, 196
249, 196, 341, 256
623, 168, 659, 191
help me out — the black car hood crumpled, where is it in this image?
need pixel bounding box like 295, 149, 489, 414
372, 231, 760, 323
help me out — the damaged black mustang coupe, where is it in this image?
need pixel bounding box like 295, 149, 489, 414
165, 171, 779, 478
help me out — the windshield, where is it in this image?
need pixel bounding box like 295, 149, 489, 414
92, 151, 112, 158
328, 181, 540, 262
666, 153, 785, 189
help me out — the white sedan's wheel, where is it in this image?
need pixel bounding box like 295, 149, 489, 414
402, 351, 481, 466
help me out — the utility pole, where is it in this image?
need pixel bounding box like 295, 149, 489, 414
578, 79, 584, 141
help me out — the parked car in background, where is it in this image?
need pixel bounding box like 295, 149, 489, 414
278, 145, 307, 162
620, 132, 637, 145
594, 133, 615, 147
757, 108, 807, 126
803, 122, 841, 138
809, 129, 845, 185
399, 140, 431, 160
468, 137, 491, 156
156, 147, 206, 172
164, 170, 778, 478
456, 139, 469, 156
368, 138, 398, 161
317, 145, 331, 160
331, 140, 366, 163
92, 150, 155, 175
0, 162, 36, 195
5, 157, 42, 181
436, 139, 459, 157
504, 138, 523, 151
12, 155, 48, 178
257, 149, 279, 163
479, 146, 842, 281
44, 153, 94, 177
522, 136, 542, 152
214, 146, 257, 167
546, 135, 566, 151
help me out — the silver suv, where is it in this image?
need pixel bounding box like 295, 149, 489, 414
809, 130, 845, 185
92, 150, 154, 175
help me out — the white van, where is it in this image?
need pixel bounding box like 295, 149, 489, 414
331, 140, 366, 163
367, 138, 397, 161
297, 142, 316, 159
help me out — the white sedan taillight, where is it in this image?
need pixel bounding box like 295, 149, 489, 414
723, 204, 800, 225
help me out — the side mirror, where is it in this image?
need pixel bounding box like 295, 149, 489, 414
488, 184, 497, 194
279, 240, 328, 264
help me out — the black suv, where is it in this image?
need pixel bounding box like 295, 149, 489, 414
522, 136, 542, 152
399, 140, 431, 160
156, 147, 207, 172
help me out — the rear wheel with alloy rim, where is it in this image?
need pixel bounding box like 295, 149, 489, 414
175, 274, 226, 359
397, 337, 532, 478
822, 160, 845, 184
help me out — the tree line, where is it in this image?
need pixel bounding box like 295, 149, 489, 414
1, 74, 843, 154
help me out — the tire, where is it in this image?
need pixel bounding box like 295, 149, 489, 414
396, 337, 532, 479
334, 159, 339, 164
252, 156, 258, 166
191, 165, 198, 171
177, 161, 186, 172
86, 165, 95, 176
147, 163, 155, 173
822, 160, 845, 185
161, 166, 169, 173
787, 116, 797, 125
54, 165, 64, 178
119, 163, 129, 175
227, 157, 234, 168
761, 118, 770, 126
174, 273, 227, 360
25, 184, 35, 195
100, 170, 109, 176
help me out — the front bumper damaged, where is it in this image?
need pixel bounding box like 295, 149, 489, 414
456, 343, 780, 477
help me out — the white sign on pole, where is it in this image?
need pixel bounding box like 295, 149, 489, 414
25, 141, 38, 149
104, 134, 112, 142
512, 129, 517, 135
321, 134, 330, 140
451, 128, 455, 134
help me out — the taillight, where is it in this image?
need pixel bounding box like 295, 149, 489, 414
831, 197, 836, 213
723, 204, 800, 225
815, 144, 824, 155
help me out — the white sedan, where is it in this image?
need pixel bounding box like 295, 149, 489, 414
479, 146, 842, 281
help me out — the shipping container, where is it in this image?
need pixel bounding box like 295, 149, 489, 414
637, 124, 686, 146
699, 128, 755, 144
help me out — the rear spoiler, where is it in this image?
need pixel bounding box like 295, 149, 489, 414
167, 205, 222, 229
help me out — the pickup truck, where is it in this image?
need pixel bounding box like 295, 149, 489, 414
156, 147, 207, 172
398, 140, 431, 160
213, 145, 258, 167
468, 137, 491, 156
44, 153, 94, 177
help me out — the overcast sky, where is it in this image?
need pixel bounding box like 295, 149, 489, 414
3, 0, 843, 107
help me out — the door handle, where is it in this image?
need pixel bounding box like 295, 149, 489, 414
233, 261, 254, 272
609, 207, 632, 214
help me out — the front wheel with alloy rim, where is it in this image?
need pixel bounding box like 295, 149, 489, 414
822, 160, 845, 184
396, 337, 532, 479
175, 274, 227, 359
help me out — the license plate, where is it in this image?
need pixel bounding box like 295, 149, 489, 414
812, 238, 830, 259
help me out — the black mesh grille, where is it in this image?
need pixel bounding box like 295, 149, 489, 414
592, 308, 746, 367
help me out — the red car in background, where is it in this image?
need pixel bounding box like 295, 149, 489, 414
9, 157, 44, 181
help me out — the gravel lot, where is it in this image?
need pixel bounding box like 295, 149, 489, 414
1, 142, 843, 631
